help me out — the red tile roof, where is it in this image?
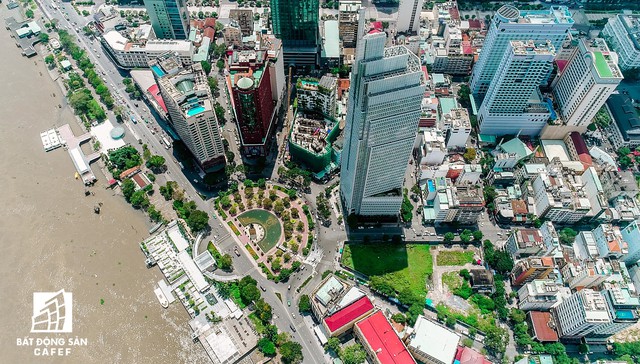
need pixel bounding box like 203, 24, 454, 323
324, 296, 373, 333
569, 131, 589, 155
147, 84, 167, 113
356, 311, 416, 364
529, 311, 559, 342
132, 173, 148, 189
456, 346, 492, 364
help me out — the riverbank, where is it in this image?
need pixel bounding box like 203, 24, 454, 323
0, 5, 207, 363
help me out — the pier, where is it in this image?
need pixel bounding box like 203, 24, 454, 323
57, 124, 100, 185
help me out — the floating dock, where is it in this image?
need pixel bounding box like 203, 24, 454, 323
40, 129, 63, 151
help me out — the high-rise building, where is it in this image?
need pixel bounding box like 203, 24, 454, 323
340, 31, 426, 216
150, 54, 225, 170
271, 0, 319, 66
621, 221, 640, 265
338, 0, 361, 49
397, 0, 424, 34
143, 0, 190, 40
552, 289, 611, 339
226, 36, 286, 158
477, 41, 555, 136
470, 5, 573, 96
552, 38, 623, 128
602, 14, 640, 71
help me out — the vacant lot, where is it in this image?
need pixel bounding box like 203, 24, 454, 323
442, 271, 464, 292
341, 243, 433, 296
436, 250, 475, 266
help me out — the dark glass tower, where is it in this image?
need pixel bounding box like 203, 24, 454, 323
271, 0, 319, 66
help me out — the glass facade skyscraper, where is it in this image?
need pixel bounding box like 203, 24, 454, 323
271, 0, 319, 48
340, 32, 426, 216
144, 0, 190, 40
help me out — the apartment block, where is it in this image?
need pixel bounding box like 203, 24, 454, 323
552, 38, 622, 128
603, 14, 640, 71
151, 55, 225, 170
518, 280, 568, 311
553, 289, 611, 339
477, 40, 555, 137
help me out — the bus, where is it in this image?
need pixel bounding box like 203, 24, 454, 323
161, 136, 171, 149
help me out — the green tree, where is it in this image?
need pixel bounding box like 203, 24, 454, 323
186, 210, 209, 232
257, 337, 276, 356
216, 58, 225, 70
130, 190, 149, 209
457, 84, 471, 108
444, 232, 455, 243
25, 9, 34, 18
340, 344, 366, 364
391, 313, 406, 323
559, 228, 578, 245
207, 76, 219, 95
39, 33, 50, 43
200, 60, 212, 75
472, 230, 483, 241
298, 294, 311, 313
509, 308, 526, 324
325, 337, 341, 354
368, 276, 395, 296
218, 254, 233, 271
121, 179, 135, 202
45, 54, 55, 64
280, 341, 303, 364
463, 148, 477, 163
460, 230, 473, 243
240, 282, 260, 304
255, 298, 272, 323
146, 155, 166, 170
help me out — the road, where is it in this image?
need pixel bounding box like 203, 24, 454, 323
37, 1, 328, 362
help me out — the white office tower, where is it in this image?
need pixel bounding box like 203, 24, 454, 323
470, 5, 573, 96
397, 0, 424, 34
151, 55, 225, 170
477, 41, 555, 137
552, 289, 611, 339
552, 38, 623, 128
340, 31, 426, 216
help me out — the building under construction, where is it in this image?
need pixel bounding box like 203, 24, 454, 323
288, 110, 342, 176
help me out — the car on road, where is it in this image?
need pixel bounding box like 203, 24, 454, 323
234, 248, 240, 256
287, 300, 291, 306
287, 285, 291, 290
260, 285, 266, 292
289, 324, 296, 332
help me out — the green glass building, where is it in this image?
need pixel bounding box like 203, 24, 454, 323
271, 0, 319, 66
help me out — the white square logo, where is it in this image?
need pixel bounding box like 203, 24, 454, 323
31, 290, 73, 333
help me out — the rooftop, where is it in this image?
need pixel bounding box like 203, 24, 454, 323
529, 311, 559, 342
409, 316, 460, 364
356, 311, 416, 364
324, 296, 374, 333
607, 93, 640, 142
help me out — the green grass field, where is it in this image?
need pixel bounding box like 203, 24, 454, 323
238, 209, 282, 252
342, 243, 433, 296
436, 250, 475, 266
